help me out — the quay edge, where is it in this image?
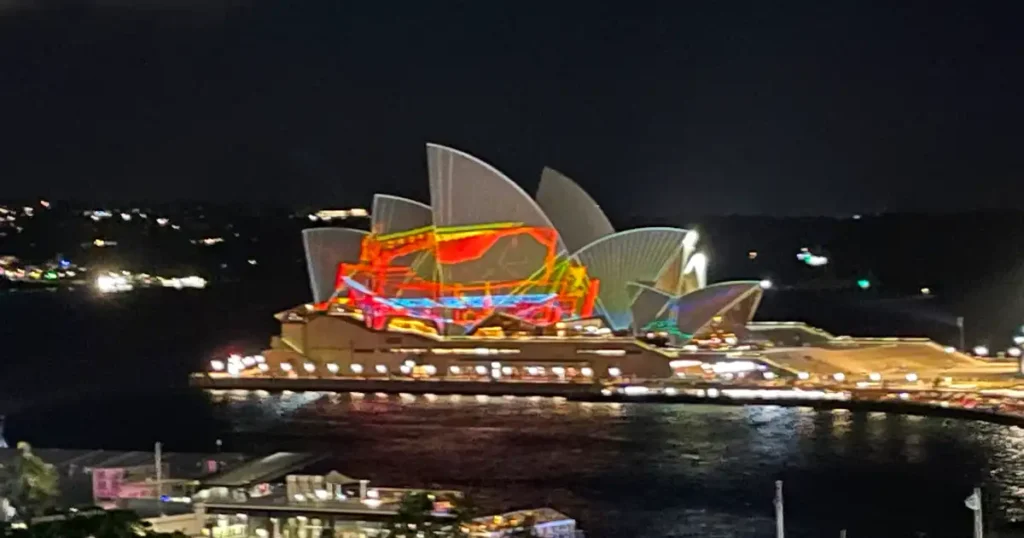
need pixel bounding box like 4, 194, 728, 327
191, 374, 1024, 426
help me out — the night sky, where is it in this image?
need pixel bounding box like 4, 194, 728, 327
1, 1, 1021, 217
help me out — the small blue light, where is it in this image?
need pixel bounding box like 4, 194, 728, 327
160, 495, 170, 502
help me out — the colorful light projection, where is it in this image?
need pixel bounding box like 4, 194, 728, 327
332, 222, 598, 332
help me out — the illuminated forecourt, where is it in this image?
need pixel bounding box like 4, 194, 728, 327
300, 143, 763, 343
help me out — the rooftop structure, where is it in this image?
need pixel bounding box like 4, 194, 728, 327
196, 471, 466, 538
467, 507, 576, 538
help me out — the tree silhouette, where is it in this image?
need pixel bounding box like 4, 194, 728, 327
387, 491, 470, 538
0, 442, 59, 522
3, 509, 190, 537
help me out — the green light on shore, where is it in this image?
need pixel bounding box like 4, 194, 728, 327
856, 279, 871, 290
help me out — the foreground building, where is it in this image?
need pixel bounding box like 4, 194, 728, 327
252, 144, 763, 381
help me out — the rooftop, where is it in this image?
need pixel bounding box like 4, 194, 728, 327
467, 507, 574, 533
200, 452, 324, 488
199, 485, 462, 518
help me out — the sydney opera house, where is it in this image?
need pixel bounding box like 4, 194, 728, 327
255, 144, 764, 380
246, 144, 1010, 384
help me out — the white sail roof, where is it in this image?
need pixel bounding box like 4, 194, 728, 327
535, 167, 615, 253
302, 228, 367, 303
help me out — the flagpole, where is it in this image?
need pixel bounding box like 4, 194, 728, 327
973, 487, 983, 538
155, 442, 164, 516
775, 480, 785, 538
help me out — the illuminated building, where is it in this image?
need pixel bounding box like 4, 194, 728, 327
253, 144, 764, 380
306, 144, 743, 335
217, 143, 1014, 386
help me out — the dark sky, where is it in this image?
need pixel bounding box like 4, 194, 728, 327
0, 1, 1022, 217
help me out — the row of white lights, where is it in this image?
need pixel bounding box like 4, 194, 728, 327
209, 354, 266, 375
216, 359, 920, 384
972, 342, 1023, 358
616, 386, 848, 401
233, 360, 625, 379
926, 345, 1023, 358
709, 369, 918, 383
793, 371, 920, 383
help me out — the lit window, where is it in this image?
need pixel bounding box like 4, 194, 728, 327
709, 361, 758, 374
577, 349, 627, 356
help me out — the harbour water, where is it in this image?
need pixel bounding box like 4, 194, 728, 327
3, 287, 1024, 537
214, 392, 1024, 538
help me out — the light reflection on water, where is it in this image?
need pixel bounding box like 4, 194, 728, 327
213, 392, 1024, 538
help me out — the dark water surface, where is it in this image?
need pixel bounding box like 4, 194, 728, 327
3, 288, 1024, 537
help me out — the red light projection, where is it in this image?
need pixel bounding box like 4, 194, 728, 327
329, 223, 597, 333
